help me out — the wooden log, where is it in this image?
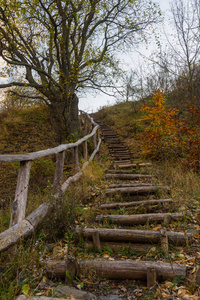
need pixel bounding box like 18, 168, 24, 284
53, 150, 65, 194
108, 145, 127, 148
97, 128, 100, 141
160, 229, 169, 255
93, 133, 97, 149
110, 149, 129, 152
105, 174, 152, 180
83, 140, 88, 161
92, 231, 101, 250
112, 163, 151, 169
107, 170, 134, 173
46, 259, 187, 281
105, 186, 170, 195
74, 227, 192, 245
74, 146, 80, 171
0, 220, 34, 252
108, 183, 154, 188
0, 203, 49, 252
96, 212, 183, 225
99, 199, 173, 209
64, 258, 77, 284
147, 267, 157, 288
26, 203, 49, 229
113, 160, 131, 163
10, 160, 32, 227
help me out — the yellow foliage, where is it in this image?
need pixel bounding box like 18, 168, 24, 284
139, 90, 179, 158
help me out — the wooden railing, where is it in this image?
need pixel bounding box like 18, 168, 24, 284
0, 112, 101, 252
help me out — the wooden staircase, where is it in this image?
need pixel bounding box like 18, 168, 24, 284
44, 120, 200, 298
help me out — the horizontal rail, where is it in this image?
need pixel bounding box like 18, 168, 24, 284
0, 124, 99, 162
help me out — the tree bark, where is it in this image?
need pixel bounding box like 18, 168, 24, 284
49, 93, 79, 143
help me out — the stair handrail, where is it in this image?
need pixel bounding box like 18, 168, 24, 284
0, 111, 101, 252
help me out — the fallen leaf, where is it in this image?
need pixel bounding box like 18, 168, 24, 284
22, 284, 30, 296
193, 234, 199, 239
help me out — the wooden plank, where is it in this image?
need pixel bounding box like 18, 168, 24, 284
10, 161, 32, 227
96, 212, 183, 225
53, 150, 65, 194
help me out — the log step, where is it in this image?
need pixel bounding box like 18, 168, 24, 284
96, 212, 183, 225
112, 163, 152, 168
107, 170, 134, 173
74, 227, 192, 245
112, 160, 131, 164
46, 259, 187, 282
108, 183, 154, 188
105, 185, 170, 195
99, 198, 173, 209
105, 174, 152, 180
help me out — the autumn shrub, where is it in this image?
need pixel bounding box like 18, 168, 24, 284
139, 90, 200, 171
139, 90, 179, 160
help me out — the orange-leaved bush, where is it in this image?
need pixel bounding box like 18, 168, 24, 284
139, 90, 179, 159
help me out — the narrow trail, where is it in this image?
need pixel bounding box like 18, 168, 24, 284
18, 119, 200, 300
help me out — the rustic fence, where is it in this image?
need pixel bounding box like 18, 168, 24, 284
0, 111, 101, 252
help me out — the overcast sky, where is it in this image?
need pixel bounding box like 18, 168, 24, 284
78, 0, 173, 113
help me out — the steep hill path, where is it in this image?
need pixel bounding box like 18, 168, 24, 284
17, 120, 200, 300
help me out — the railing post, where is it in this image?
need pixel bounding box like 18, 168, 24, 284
97, 128, 100, 141
93, 132, 97, 149
74, 146, 80, 171
10, 160, 32, 227
53, 150, 65, 194
83, 141, 88, 161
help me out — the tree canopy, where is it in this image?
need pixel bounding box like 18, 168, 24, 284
0, 0, 160, 142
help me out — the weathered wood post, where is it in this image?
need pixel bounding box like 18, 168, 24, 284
74, 146, 80, 171
93, 132, 97, 149
97, 128, 100, 141
10, 160, 32, 227
83, 141, 88, 161
53, 151, 65, 194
